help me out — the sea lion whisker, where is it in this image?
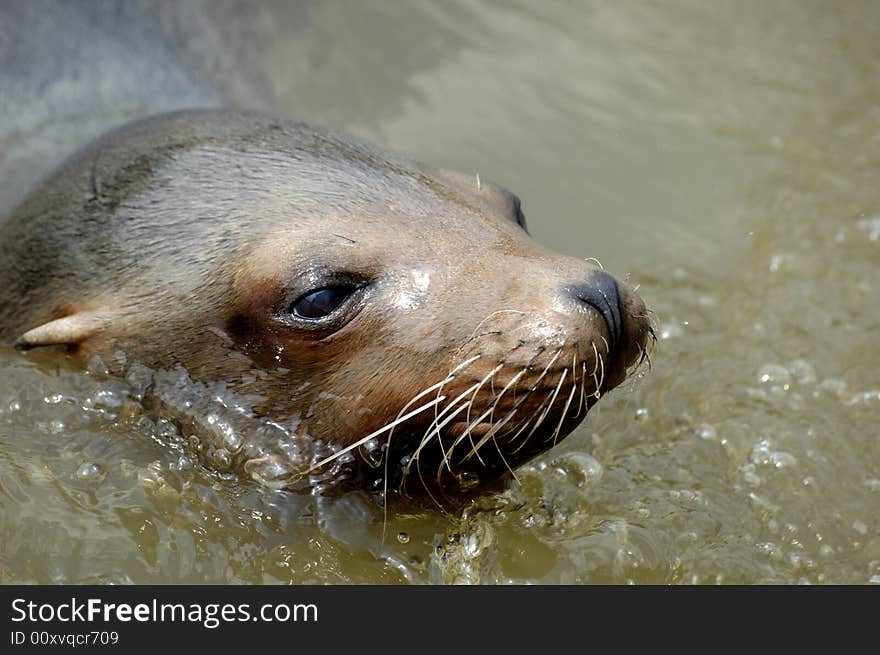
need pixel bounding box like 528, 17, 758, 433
380, 368, 467, 502
516, 367, 567, 450
590, 341, 604, 398
444, 367, 527, 469
407, 392, 476, 475
462, 403, 524, 474
459, 367, 541, 456
506, 413, 540, 455
453, 310, 526, 360
306, 396, 446, 473
383, 372, 471, 522
426, 401, 473, 478
445, 353, 483, 380
527, 347, 563, 390
404, 450, 447, 515
509, 385, 558, 454
507, 362, 526, 407
407, 396, 472, 485
477, 344, 557, 434
549, 375, 579, 446
576, 359, 588, 417
455, 362, 505, 467
469, 310, 527, 338
454, 367, 528, 463
643, 347, 653, 372
432, 354, 481, 409
568, 349, 581, 419
430, 353, 482, 444
424, 381, 484, 439
534, 366, 570, 445
488, 430, 520, 484
465, 362, 506, 419
388, 370, 461, 437
380, 374, 462, 530
633, 342, 651, 374
499, 347, 566, 452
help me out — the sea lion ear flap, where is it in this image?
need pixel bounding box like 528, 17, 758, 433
13, 310, 112, 350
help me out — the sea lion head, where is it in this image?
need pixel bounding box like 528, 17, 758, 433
1, 110, 653, 496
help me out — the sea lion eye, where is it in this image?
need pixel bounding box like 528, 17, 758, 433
290, 286, 355, 320
512, 195, 528, 231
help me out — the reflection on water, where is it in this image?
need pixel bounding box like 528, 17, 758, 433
1, 0, 878, 583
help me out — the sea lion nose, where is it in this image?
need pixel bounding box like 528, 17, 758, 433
568, 271, 623, 351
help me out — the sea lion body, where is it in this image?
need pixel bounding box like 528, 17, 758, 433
0, 7, 652, 494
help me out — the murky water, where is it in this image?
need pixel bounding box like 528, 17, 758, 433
1, 0, 878, 583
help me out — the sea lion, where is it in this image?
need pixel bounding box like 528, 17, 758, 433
0, 109, 652, 495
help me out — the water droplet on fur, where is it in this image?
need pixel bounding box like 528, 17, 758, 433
456, 470, 481, 492
212, 448, 232, 469
244, 457, 291, 489
358, 438, 383, 468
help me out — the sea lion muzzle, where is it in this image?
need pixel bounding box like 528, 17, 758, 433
567, 270, 623, 352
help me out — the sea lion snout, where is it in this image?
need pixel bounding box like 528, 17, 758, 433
567, 271, 623, 351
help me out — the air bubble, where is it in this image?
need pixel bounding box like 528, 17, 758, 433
359, 438, 383, 468
770, 452, 797, 468
757, 364, 791, 387
787, 359, 816, 385
768, 253, 795, 273
659, 322, 683, 339
855, 216, 880, 241
212, 448, 232, 469
456, 471, 481, 492
75, 462, 104, 481
819, 379, 847, 396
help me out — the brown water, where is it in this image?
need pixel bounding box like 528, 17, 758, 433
1, 0, 878, 584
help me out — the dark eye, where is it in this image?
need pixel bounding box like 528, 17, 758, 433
511, 195, 527, 231
289, 286, 356, 320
